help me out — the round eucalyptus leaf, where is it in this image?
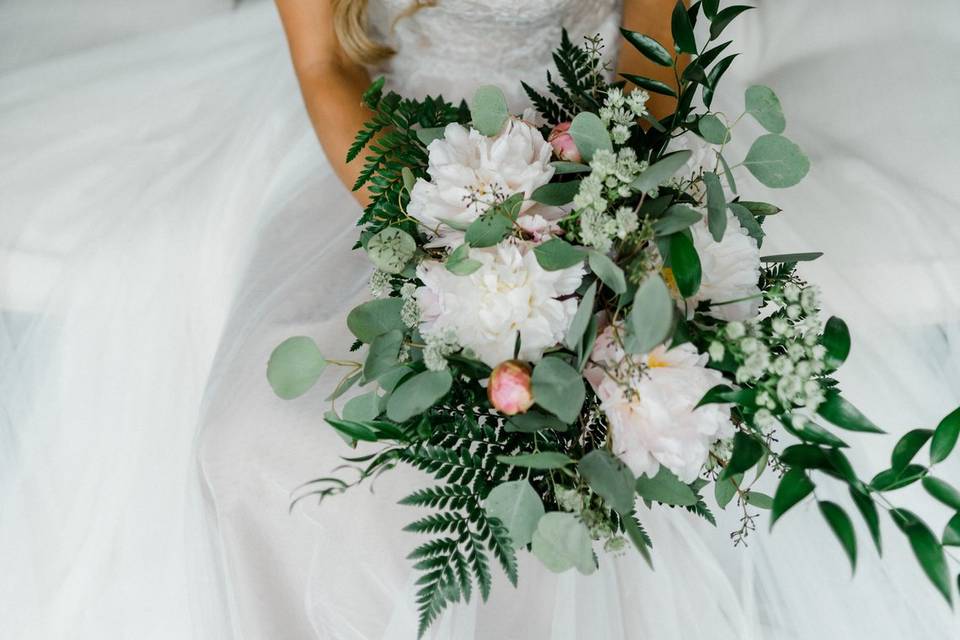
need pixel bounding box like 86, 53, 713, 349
587, 251, 627, 295
745, 85, 786, 134
630, 150, 692, 193
267, 336, 327, 399
742, 134, 810, 188
531, 357, 586, 424
342, 390, 381, 423
531, 512, 596, 575
363, 329, 404, 381
367, 227, 416, 274
578, 450, 636, 514
568, 112, 612, 162
698, 114, 730, 144
483, 480, 545, 549
624, 275, 674, 354
534, 238, 587, 271
347, 298, 405, 343
385, 369, 453, 422
469, 85, 509, 136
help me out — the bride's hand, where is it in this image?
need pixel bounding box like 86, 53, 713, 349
276, 0, 374, 206
619, 0, 687, 121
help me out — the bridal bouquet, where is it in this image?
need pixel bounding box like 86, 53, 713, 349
268, 3, 960, 635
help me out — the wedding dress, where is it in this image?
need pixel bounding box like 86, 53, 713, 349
1, 1, 958, 639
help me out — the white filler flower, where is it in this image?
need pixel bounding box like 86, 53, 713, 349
408, 119, 555, 237
585, 327, 733, 483
688, 212, 762, 322
416, 241, 583, 367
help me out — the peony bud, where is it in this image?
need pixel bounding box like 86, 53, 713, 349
487, 360, 534, 416
547, 122, 581, 163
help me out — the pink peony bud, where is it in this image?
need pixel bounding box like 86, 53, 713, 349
487, 360, 534, 416
547, 122, 581, 163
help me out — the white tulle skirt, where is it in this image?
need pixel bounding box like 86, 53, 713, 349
2, 2, 959, 639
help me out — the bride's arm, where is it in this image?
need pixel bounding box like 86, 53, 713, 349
619, 0, 685, 121
276, 0, 373, 205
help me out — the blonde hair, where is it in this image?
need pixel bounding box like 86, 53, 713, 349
332, 0, 437, 66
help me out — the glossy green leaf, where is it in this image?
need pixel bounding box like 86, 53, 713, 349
727, 201, 764, 246
668, 232, 702, 298
849, 486, 882, 554
484, 480, 545, 549
891, 428, 934, 472
469, 85, 509, 136
704, 171, 727, 241
771, 468, 814, 526
401, 167, 416, 193
531, 512, 596, 574
579, 450, 636, 514
745, 85, 786, 134
717, 151, 738, 194
631, 150, 692, 193
497, 451, 575, 469
569, 112, 612, 162
635, 466, 698, 506
820, 316, 851, 370
588, 251, 627, 295
267, 336, 327, 400
709, 5, 754, 40
737, 200, 781, 216
923, 476, 960, 511
780, 444, 831, 470
621, 73, 677, 97
531, 180, 581, 206
942, 513, 960, 547
703, 54, 739, 108
620, 28, 674, 66
652, 204, 702, 236
385, 369, 453, 422
721, 432, 765, 480
564, 281, 597, 350
817, 393, 885, 434
346, 298, 405, 343
363, 329, 403, 380
703, 0, 719, 18
671, 0, 697, 54
532, 357, 586, 423
445, 243, 483, 275
743, 133, 810, 189
534, 237, 587, 271
820, 501, 857, 572
785, 418, 848, 448
930, 406, 960, 464
759, 252, 823, 263
698, 114, 730, 144
891, 509, 953, 604
870, 464, 927, 492
624, 275, 675, 354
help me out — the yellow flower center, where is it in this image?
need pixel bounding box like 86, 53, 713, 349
660, 267, 680, 296
647, 353, 670, 368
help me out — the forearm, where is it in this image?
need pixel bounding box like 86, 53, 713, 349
618, 0, 687, 121
294, 60, 373, 205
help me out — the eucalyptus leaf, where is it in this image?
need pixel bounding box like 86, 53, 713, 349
484, 480, 545, 549
745, 85, 786, 134
531, 357, 586, 423
445, 243, 483, 275
737, 200, 781, 216
704, 171, 726, 241
363, 329, 403, 381
347, 298, 405, 343
385, 369, 453, 422
550, 161, 591, 174
497, 451, 575, 469
588, 251, 627, 295
267, 336, 327, 400
564, 281, 597, 350
930, 406, 960, 464
464, 210, 513, 248
819, 501, 857, 572
698, 114, 731, 144
569, 112, 612, 162
746, 491, 773, 509
619, 28, 674, 66
535, 237, 587, 271
578, 450, 636, 514
715, 473, 742, 509
342, 390, 381, 423
743, 134, 810, 189
505, 411, 569, 433
401, 167, 416, 193
635, 466, 698, 506
631, 151, 692, 193
717, 151, 738, 194
531, 180, 581, 206
469, 85, 509, 136
624, 275, 674, 354
531, 512, 596, 575
652, 204, 701, 236
416, 126, 445, 146
728, 202, 764, 246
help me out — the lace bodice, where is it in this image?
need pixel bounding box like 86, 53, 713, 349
368, 0, 623, 110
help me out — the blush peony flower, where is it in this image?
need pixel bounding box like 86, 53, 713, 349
547, 121, 581, 162
408, 120, 555, 238
488, 360, 534, 415
687, 213, 762, 322
416, 241, 583, 367
584, 326, 733, 483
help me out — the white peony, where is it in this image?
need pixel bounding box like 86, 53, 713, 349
584, 326, 733, 483
408, 119, 555, 239
416, 241, 583, 367
686, 212, 762, 322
